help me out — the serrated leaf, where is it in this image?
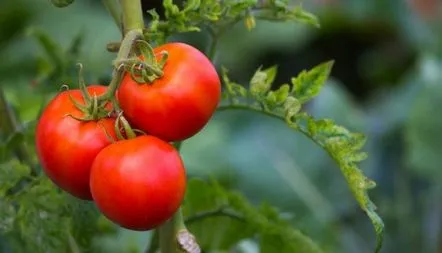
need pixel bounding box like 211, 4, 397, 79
250, 66, 278, 98
265, 91, 277, 107
4, 176, 71, 253
284, 96, 301, 120
146, 0, 317, 45
299, 115, 384, 253
274, 84, 290, 103
217, 63, 384, 253
223, 67, 248, 98
291, 61, 334, 103
183, 0, 201, 12
290, 6, 320, 28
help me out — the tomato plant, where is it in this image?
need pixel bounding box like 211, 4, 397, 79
0, 0, 389, 253
118, 42, 221, 142
90, 135, 186, 231
36, 85, 115, 200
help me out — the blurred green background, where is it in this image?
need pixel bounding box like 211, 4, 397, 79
1, 0, 442, 252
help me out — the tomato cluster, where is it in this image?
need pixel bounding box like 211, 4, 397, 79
35, 43, 221, 230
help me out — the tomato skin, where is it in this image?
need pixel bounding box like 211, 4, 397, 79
35, 85, 115, 200
117, 42, 221, 142
90, 135, 186, 231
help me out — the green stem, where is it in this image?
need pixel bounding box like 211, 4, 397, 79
120, 0, 144, 34
185, 208, 244, 225
119, 114, 137, 139
159, 208, 186, 253
0, 87, 17, 134
0, 87, 38, 176
97, 0, 146, 103
102, 0, 122, 32
206, 30, 219, 63
97, 30, 142, 103
216, 103, 326, 149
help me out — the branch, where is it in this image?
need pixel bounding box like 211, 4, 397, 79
120, 0, 144, 34
217, 104, 324, 148
159, 208, 201, 253
185, 208, 245, 225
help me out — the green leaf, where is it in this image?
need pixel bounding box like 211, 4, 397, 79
265, 84, 290, 109
290, 6, 320, 28
283, 96, 301, 121
0, 159, 30, 195
228, 193, 324, 253
217, 63, 384, 253
145, 0, 318, 45
254, 1, 320, 28
183, 179, 253, 250
3, 177, 71, 253
222, 67, 248, 99
291, 61, 334, 103
5, 131, 24, 151
183, 0, 201, 12
273, 84, 290, 103
183, 179, 324, 252
298, 114, 383, 252
250, 66, 278, 97
0, 198, 15, 233
66, 197, 101, 249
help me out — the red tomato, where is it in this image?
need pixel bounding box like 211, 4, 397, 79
89, 135, 186, 231
117, 42, 221, 142
35, 85, 115, 200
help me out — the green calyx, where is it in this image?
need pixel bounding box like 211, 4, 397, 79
115, 39, 168, 84
114, 112, 146, 141
65, 64, 112, 122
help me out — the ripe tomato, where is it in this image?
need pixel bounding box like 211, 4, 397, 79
35, 85, 115, 200
90, 135, 186, 231
117, 42, 221, 142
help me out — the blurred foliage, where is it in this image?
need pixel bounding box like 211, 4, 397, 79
1, 0, 442, 252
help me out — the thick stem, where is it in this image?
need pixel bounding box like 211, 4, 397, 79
102, 0, 122, 32
97, 30, 142, 103
97, 0, 145, 103
206, 28, 219, 63
0, 88, 17, 134
159, 208, 186, 253
120, 0, 144, 34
